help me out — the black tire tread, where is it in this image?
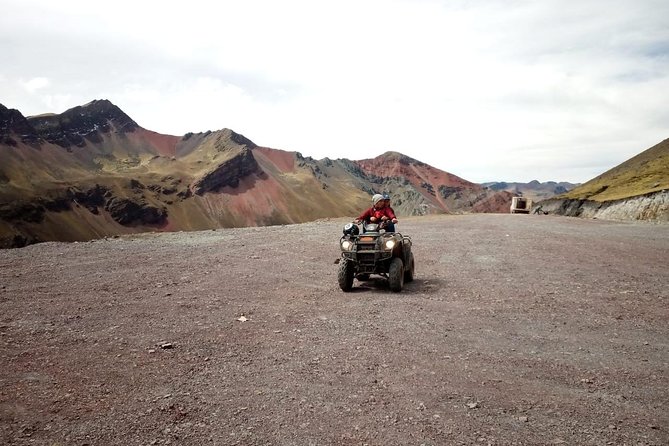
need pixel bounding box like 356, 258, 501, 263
388, 257, 404, 292
338, 258, 355, 291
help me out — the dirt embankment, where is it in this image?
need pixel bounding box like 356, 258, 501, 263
539, 190, 669, 222
1, 214, 668, 445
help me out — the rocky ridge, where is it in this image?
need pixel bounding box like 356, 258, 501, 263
0, 103, 39, 145
26, 99, 138, 148
191, 148, 259, 195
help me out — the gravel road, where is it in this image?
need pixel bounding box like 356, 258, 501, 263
1, 214, 667, 445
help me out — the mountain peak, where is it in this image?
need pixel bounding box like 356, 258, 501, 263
0, 103, 39, 145
27, 99, 138, 148
79, 99, 127, 116
69, 99, 135, 127
359, 151, 425, 168
82, 98, 114, 108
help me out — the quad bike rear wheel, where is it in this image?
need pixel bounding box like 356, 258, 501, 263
338, 258, 355, 292
404, 252, 415, 282
388, 257, 404, 292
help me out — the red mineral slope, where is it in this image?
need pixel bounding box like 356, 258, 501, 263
355, 151, 491, 212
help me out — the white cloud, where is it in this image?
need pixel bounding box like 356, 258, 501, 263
43, 94, 73, 113
19, 77, 50, 93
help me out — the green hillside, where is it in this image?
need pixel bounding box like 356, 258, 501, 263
559, 138, 669, 202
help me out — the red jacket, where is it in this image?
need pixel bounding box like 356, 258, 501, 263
357, 206, 396, 223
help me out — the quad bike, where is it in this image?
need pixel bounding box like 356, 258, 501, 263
337, 220, 414, 292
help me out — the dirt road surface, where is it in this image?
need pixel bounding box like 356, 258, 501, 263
1, 214, 668, 445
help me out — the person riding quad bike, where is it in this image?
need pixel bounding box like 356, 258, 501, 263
356, 193, 397, 232
381, 193, 396, 232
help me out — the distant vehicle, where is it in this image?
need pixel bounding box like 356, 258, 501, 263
510, 196, 532, 214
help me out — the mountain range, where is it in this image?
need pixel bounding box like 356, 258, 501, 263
4, 99, 664, 248
482, 180, 579, 202
1, 100, 522, 248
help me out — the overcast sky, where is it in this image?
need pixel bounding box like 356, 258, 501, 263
1, 0, 668, 183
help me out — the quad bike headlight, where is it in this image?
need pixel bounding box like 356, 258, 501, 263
341, 240, 353, 251
384, 239, 396, 250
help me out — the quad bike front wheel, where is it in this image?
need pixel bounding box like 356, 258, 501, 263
388, 257, 404, 292
338, 258, 355, 292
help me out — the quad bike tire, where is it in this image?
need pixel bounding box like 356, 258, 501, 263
338, 258, 355, 292
388, 257, 404, 292
404, 252, 415, 283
